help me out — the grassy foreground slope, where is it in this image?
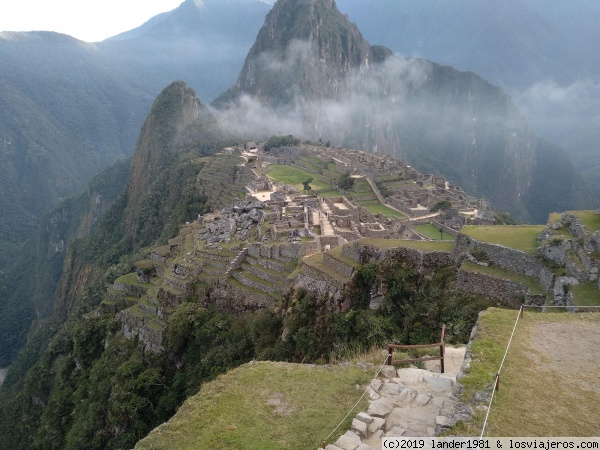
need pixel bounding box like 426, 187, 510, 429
135, 361, 376, 450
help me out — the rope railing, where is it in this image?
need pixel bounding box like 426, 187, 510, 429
320, 354, 389, 449
480, 303, 600, 437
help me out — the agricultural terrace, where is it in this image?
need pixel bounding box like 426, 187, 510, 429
460, 261, 545, 295
457, 308, 600, 436
461, 225, 544, 254
570, 282, 600, 306
359, 238, 454, 252
362, 203, 406, 219
265, 165, 330, 192
569, 210, 600, 233
413, 223, 455, 240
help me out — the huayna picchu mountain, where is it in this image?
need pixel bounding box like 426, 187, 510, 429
215, 0, 594, 223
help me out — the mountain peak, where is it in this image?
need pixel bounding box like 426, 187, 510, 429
215, 0, 384, 107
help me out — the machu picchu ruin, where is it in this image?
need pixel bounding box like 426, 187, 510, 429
88, 143, 600, 354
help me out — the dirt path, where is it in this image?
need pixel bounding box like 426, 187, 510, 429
530, 321, 600, 395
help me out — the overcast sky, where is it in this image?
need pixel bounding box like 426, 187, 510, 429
0, 0, 185, 42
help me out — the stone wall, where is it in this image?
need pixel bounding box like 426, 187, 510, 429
454, 233, 553, 292
216, 283, 275, 312
318, 235, 343, 250
456, 270, 545, 308
386, 197, 432, 218
323, 252, 355, 278
301, 262, 347, 293
294, 274, 344, 305
454, 233, 543, 278
247, 241, 318, 261
431, 219, 459, 237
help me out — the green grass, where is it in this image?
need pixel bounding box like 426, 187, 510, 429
303, 253, 351, 283
461, 261, 545, 295
114, 272, 153, 288
266, 165, 330, 192
362, 203, 406, 219
359, 238, 454, 252
461, 225, 544, 254
570, 282, 600, 306
413, 223, 455, 240
570, 210, 600, 232
316, 190, 340, 198
451, 308, 600, 437
135, 361, 375, 449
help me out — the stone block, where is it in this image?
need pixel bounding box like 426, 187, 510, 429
380, 382, 402, 394
355, 412, 374, 424
396, 368, 424, 385
367, 398, 395, 417
432, 397, 446, 408
424, 375, 453, 392
368, 417, 386, 434
351, 418, 368, 437
398, 387, 418, 403
366, 387, 380, 401
370, 430, 384, 441
334, 431, 362, 450
381, 365, 396, 378
370, 379, 382, 391
385, 426, 406, 437
415, 393, 431, 406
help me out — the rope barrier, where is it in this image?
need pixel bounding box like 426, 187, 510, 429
479, 304, 600, 436
523, 305, 600, 307
321, 354, 390, 448
479, 306, 523, 438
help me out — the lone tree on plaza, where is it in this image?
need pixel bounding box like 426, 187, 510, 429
302, 178, 313, 194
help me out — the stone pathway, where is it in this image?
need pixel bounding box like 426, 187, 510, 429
326, 348, 469, 450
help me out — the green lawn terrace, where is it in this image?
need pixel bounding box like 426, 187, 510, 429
460, 225, 544, 254
570, 282, 600, 306
357, 237, 455, 252
459, 260, 546, 305
266, 164, 331, 193
413, 223, 456, 241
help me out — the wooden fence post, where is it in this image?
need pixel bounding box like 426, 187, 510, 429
440, 324, 446, 374
495, 374, 500, 391
387, 345, 393, 366
519, 304, 524, 319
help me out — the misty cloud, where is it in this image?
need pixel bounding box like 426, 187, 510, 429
515, 79, 600, 145
216, 37, 524, 163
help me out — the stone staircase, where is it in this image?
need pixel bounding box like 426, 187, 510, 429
326, 350, 470, 450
